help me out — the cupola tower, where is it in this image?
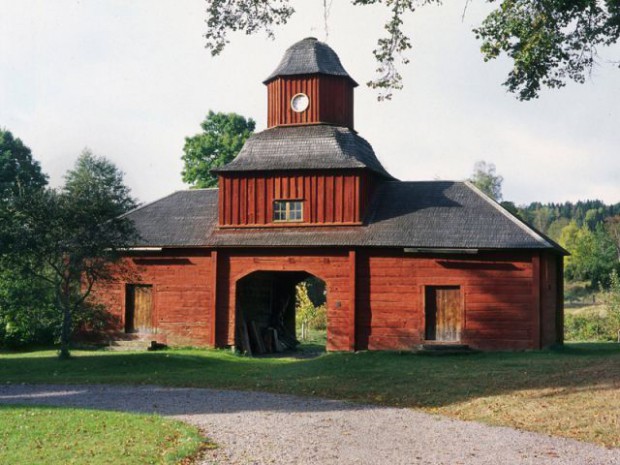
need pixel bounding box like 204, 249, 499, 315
263, 37, 357, 129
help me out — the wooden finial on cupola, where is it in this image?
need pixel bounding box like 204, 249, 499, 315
264, 37, 357, 130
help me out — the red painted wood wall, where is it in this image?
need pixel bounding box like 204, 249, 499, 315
216, 249, 355, 351
218, 171, 373, 226
92, 250, 215, 347
267, 75, 354, 129
94, 248, 562, 351
355, 250, 553, 351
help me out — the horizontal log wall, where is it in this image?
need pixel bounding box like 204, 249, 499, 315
356, 250, 545, 351
91, 250, 214, 346
219, 171, 372, 226
218, 249, 354, 351
267, 75, 354, 128
93, 248, 561, 351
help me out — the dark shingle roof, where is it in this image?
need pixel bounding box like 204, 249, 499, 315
213, 125, 393, 179
264, 37, 358, 86
122, 189, 218, 247
124, 182, 563, 253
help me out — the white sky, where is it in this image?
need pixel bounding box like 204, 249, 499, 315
1, 0, 619, 205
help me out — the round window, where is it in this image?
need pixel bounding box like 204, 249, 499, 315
290, 93, 310, 113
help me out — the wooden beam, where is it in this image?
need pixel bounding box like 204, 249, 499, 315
531, 252, 541, 349
209, 250, 218, 348
556, 254, 565, 345
348, 249, 357, 351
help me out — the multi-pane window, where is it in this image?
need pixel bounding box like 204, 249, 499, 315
273, 200, 303, 222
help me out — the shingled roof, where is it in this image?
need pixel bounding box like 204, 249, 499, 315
264, 37, 358, 86
212, 125, 394, 179
123, 181, 564, 253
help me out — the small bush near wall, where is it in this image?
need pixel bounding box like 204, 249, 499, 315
564, 311, 617, 342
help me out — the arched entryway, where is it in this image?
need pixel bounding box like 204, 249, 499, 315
235, 271, 327, 355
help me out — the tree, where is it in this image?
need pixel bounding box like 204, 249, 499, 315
181, 111, 255, 188
605, 215, 620, 261
605, 269, 620, 341
564, 223, 616, 286
0, 129, 48, 247
0, 130, 52, 348
204, 0, 620, 100
469, 160, 503, 201
2, 150, 137, 358
0, 129, 47, 200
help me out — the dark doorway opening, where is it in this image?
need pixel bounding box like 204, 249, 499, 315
425, 286, 462, 342
125, 284, 153, 333
235, 271, 326, 355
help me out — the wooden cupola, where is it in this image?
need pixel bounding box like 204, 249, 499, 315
213, 38, 393, 228
263, 37, 357, 130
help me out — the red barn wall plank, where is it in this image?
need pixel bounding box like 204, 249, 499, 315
91, 250, 214, 347
94, 248, 561, 352
219, 171, 372, 226
356, 249, 548, 351
220, 248, 354, 350
267, 76, 353, 128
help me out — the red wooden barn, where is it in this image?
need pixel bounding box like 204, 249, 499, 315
96, 38, 566, 352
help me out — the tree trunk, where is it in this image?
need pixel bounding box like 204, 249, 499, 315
58, 284, 72, 360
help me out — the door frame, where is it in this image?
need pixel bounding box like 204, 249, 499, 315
421, 284, 465, 343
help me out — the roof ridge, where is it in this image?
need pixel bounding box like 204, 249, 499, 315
463, 181, 555, 249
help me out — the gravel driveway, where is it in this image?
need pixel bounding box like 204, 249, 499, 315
0, 384, 618, 465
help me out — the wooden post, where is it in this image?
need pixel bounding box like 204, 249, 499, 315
532, 252, 541, 349
348, 249, 357, 351
209, 250, 218, 348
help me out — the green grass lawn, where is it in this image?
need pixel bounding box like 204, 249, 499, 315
0, 404, 206, 465
1, 343, 619, 448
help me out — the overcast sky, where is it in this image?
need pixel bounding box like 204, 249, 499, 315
1, 0, 619, 206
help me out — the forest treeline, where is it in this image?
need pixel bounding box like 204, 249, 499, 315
502, 199, 620, 288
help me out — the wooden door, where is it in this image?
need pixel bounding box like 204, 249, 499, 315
125, 285, 153, 333
425, 286, 461, 342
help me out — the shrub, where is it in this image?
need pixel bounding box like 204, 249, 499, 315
564, 311, 616, 342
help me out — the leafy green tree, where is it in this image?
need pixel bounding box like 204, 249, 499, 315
559, 220, 580, 274
566, 224, 616, 286
0, 130, 51, 348
605, 215, 620, 261
2, 150, 137, 358
295, 281, 327, 340
181, 111, 255, 188
0, 129, 48, 249
205, 1, 620, 100
0, 129, 47, 200
605, 269, 620, 341
532, 205, 555, 234
0, 270, 56, 348
469, 160, 503, 201
547, 217, 570, 242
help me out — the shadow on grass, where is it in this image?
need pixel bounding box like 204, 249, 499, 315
0, 343, 619, 414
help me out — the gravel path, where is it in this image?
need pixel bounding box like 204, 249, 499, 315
0, 384, 618, 465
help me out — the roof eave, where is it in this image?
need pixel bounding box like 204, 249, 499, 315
262, 72, 359, 87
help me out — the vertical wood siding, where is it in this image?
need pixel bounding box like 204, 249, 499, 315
267, 76, 354, 129
219, 171, 372, 226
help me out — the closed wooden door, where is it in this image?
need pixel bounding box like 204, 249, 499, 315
425, 286, 461, 342
125, 285, 153, 333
